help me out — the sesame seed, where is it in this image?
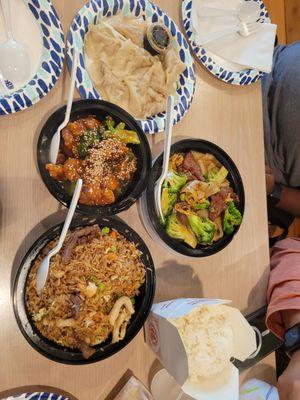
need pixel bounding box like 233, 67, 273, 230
82, 137, 137, 186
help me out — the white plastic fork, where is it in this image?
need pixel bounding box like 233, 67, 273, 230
0, 67, 9, 97
154, 95, 174, 224
49, 48, 78, 164
238, 21, 262, 37
36, 178, 83, 294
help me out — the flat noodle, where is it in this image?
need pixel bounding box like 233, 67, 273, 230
84, 17, 185, 119
196, 209, 210, 219
206, 182, 221, 197
191, 151, 221, 175
213, 217, 224, 241
182, 180, 220, 205
169, 153, 184, 171
26, 227, 145, 351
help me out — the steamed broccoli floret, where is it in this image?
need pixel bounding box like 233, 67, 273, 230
194, 199, 210, 210
223, 201, 242, 234
104, 116, 140, 144
188, 215, 215, 244
163, 171, 188, 193
77, 129, 101, 159
161, 188, 177, 217
207, 166, 228, 186
166, 213, 197, 248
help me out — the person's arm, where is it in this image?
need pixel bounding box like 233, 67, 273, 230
278, 309, 300, 400
266, 165, 300, 218
266, 238, 300, 339
277, 310, 300, 400
282, 310, 300, 330
266, 239, 300, 400
276, 186, 300, 218
278, 350, 300, 400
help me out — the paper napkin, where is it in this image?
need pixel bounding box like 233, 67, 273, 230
191, 0, 277, 72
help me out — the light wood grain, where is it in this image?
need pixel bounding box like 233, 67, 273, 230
264, 0, 287, 44
285, 0, 300, 43
0, 1, 271, 399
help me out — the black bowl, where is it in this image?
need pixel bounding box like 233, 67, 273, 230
13, 215, 155, 364
37, 99, 152, 216
145, 139, 245, 257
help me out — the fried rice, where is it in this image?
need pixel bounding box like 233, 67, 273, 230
26, 225, 146, 358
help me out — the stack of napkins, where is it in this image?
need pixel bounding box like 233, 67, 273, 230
191, 0, 277, 72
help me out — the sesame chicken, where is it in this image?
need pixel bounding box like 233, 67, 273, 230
45, 116, 138, 206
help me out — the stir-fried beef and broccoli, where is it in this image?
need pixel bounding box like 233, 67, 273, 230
161, 151, 242, 247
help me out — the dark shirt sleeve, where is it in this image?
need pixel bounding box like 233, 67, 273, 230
262, 42, 300, 188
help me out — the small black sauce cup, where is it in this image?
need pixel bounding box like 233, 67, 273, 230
143, 23, 171, 56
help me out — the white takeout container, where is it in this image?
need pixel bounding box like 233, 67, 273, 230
145, 298, 257, 400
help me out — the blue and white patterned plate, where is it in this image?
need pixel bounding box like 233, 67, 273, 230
3, 393, 69, 400
67, 0, 195, 134
182, 0, 270, 85
0, 0, 65, 116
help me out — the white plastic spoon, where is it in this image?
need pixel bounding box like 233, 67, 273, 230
36, 178, 83, 294
49, 48, 79, 164
0, 0, 31, 85
154, 95, 174, 224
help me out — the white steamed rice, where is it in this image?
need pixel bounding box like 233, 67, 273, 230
171, 304, 234, 381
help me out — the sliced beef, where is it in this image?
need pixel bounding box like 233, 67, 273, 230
219, 186, 239, 204
77, 341, 96, 359
209, 194, 227, 221
75, 225, 100, 238
209, 187, 239, 221
177, 165, 197, 182
69, 294, 83, 320
176, 211, 189, 226
226, 187, 239, 203
182, 152, 204, 181
77, 226, 100, 245
62, 225, 100, 263
62, 234, 78, 264
186, 173, 198, 182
